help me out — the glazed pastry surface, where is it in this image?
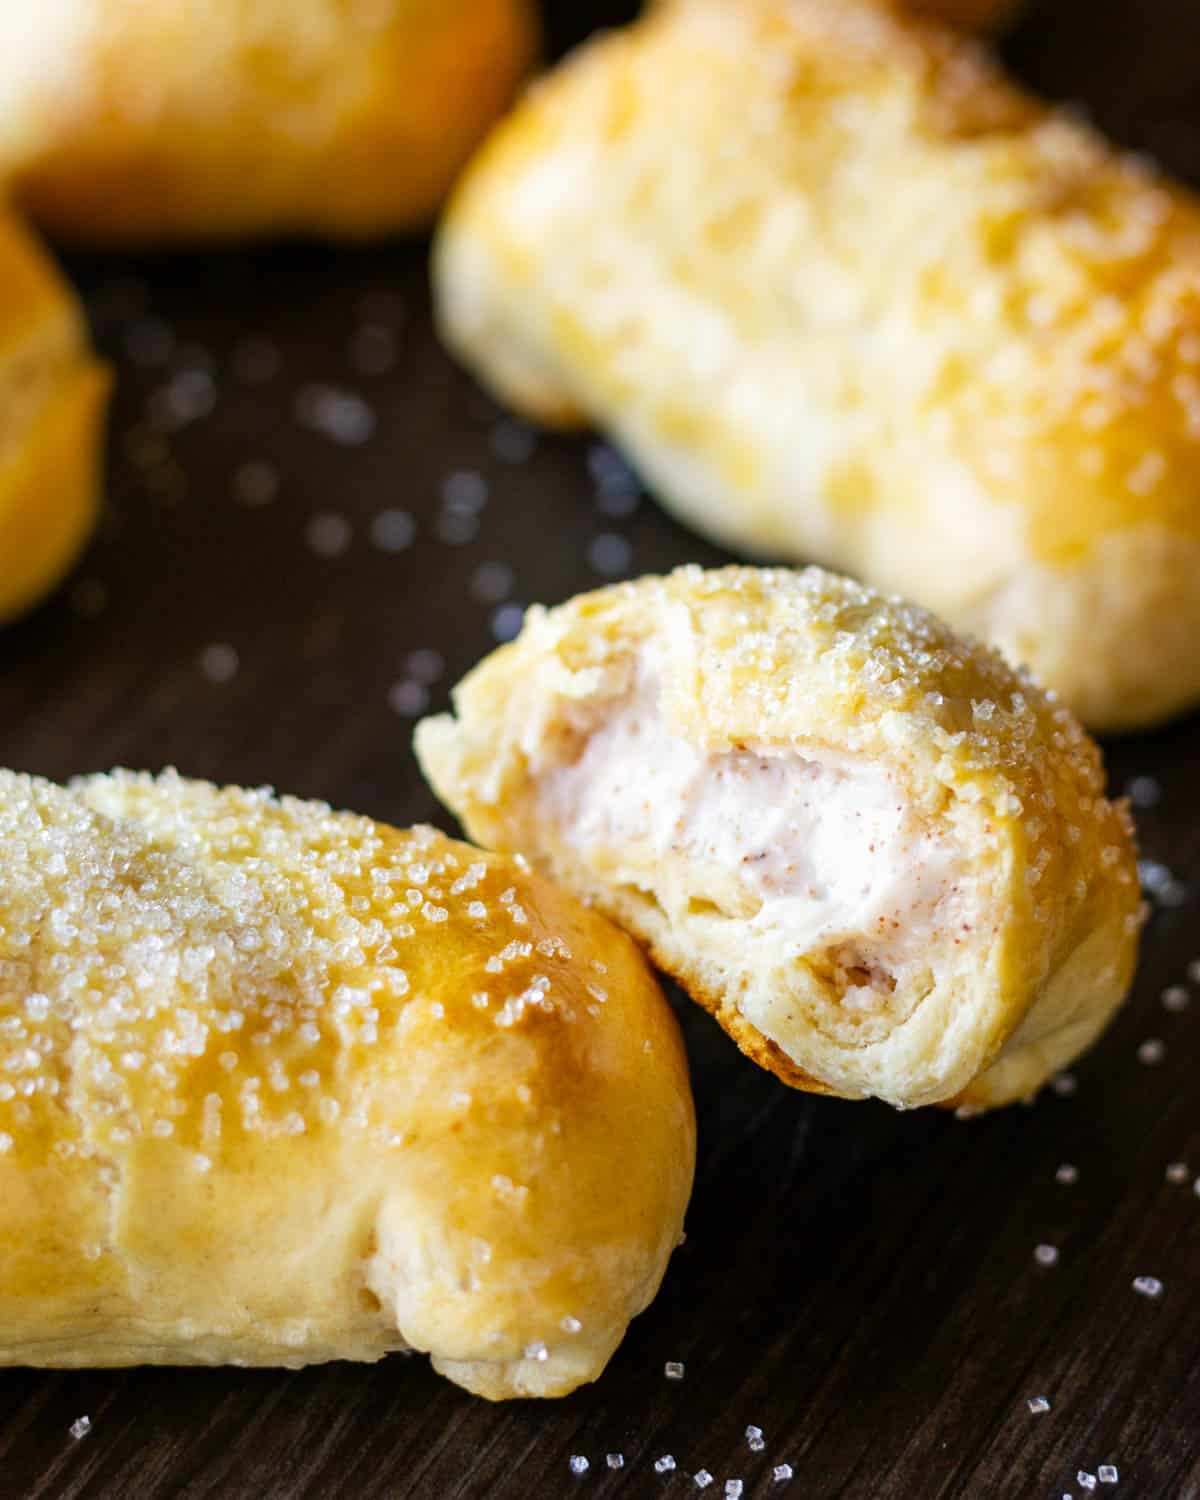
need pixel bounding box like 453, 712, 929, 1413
0, 0, 538, 243
0, 208, 108, 624
0, 770, 694, 1400
436, 0, 1200, 730
418, 566, 1142, 1111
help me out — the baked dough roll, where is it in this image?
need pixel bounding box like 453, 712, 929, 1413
0, 769, 693, 1400
416, 566, 1142, 1112
0, 207, 108, 623
436, 0, 1200, 731
0, 0, 537, 244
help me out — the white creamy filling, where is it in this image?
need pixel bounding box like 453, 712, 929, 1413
539, 686, 964, 1006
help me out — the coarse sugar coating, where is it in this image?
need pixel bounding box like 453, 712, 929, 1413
418, 565, 1142, 1109
0, 769, 694, 1400
435, 0, 1200, 729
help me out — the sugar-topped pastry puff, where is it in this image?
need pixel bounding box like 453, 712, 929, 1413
436, 0, 1200, 732
0, 208, 108, 623
0, 769, 693, 1400
0, 0, 537, 244
417, 567, 1142, 1113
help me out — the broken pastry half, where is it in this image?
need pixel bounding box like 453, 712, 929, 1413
0, 769, 693, 1400
417, 567, 1142, 1112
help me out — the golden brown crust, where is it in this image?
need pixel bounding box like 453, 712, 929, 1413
436, 0, 1200, 729
0, 769, 694, 1400
417, 565, 1142, 1111
0, 0, 538, 243
0, 207, 108, 623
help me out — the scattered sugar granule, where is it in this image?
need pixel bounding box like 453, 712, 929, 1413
405, 649, 444, 684
1028, 1396, 1051, 1414
231, 461, 278, 507
1162, 986, 1190, 1012
1056, 1164, 1079, 1185
560, 1316, 582, 1334
773, 1465, 793, 1484
69, 1417, 91, 1440
746, 1426, 765, 1451
665, 1361, 685, 1380
1078, 1473, 1097, 1492
1125, 775, 1161, 808
588, 532, 633, 577
588, 443, 640, 509
388, 681, 429, 718
304, 512, 352, 558
1139, 860, 1188, 908
198, 643, 239, 684
443, 470, 488, 512
655, 1456, 677, 1474
693, 1471, 712, 1490
491, 603, 525, 643
295, 383, 375, 445
151, 368, 215, 429
470, 561, 514, 604
1034, 1244, 1059, 1267
1098, 1466, 1119, 1484
369, 509, 416, 553
569, 1456, 589, 1476
725, 1482, 744, 1499
1132, 1276, 1163, 1298
1138, 1039, 1166, 1065
606, 1454, 624, 1470
1166, 1163, 1189, 1184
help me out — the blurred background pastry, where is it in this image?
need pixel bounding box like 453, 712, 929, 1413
0, 205, 107, 624
0, 0, 538, 244
435, 0, 1200, 731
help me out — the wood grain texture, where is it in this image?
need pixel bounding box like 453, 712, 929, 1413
1, 2, 1199, 1495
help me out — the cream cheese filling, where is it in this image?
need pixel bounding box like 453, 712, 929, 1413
538, 680, 966, 1016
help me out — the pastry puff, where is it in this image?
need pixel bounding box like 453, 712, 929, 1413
0, 207, 108, 623
416, 566, 1142, 1112
0, 769, 694, 1400
436, 0, 1200, 731
0, 0, 537, 243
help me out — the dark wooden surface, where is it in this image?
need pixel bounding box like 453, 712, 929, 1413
2, 3, 1200, 1496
